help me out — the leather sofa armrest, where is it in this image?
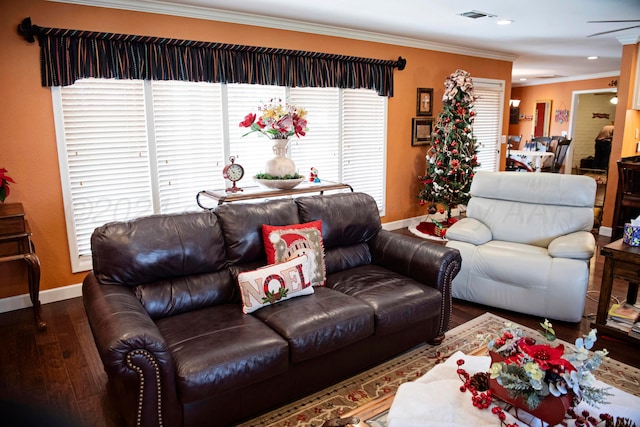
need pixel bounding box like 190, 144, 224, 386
445, 217, 492, 245
82, 273, 181, 427
548, 231, 596, 259
369, 230, 462, 334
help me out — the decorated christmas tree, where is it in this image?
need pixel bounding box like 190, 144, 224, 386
418, 69, 480, 219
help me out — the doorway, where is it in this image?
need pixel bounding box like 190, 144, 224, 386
568, 88, 617, 231
534, 100, 551, 137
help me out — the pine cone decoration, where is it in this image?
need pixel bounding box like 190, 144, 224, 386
470, 372, 489, 392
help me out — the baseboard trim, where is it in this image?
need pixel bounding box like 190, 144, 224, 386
0, 283, 83, 314
382, 215, 424, 231
599, 226, 612, 237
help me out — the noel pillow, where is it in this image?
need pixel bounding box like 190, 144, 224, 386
262, 220, 326, 287
237, 255, 314, 314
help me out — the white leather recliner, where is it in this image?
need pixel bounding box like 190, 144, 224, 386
445, 171, 597, 322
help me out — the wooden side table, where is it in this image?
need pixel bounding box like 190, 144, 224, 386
0, 203, 46, 331
592, 238, 639, 345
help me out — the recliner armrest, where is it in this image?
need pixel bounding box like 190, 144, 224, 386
548, 231, 595, 259
445, 217, 492, 245
82, 273, 182, 427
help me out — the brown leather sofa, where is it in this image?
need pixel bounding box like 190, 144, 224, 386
83, 192, 461, 427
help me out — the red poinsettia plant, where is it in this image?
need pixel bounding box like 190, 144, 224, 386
0, 168, 15, 203
239, 98, 308, 140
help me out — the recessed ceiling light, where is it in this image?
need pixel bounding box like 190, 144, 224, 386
587, 56, 599, 60
497, 20, 514, 25
519, 78, 527, 81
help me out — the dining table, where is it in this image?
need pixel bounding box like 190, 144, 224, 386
508, 149, 554, 172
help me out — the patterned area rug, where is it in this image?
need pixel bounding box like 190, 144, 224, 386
238, 313, 640, 427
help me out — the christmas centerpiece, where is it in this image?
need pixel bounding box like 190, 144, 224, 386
457, 320, 616, 427
416, 69, 479, 238
239, 98, 308, 188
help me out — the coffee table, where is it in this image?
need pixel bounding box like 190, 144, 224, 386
386, 352, 640, 427
339, 347, 640, 427
339, 347, 488, 427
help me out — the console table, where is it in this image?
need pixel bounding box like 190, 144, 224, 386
592, 238, 639, 345
196, 181, 352, 208
0, 203, 46, 331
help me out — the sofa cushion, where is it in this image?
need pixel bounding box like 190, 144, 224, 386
262, 220, 326, 286
215, 199, 300, 264
237, 255, 314, 314
91, 211, 227, 286
466, 171, 596, 248
156, 304, 289, 403
135, 269, 236, 319
470, 171, 597, 207
295, 192, 381, 249
252, 287, 374, 363
324, 243, 372, 275
327, 264, 443, 336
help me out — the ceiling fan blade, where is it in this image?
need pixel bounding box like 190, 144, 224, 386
588, 24, 640, 37
587, 20, 640, 23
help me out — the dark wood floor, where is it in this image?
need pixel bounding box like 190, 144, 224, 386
0, 234, 638, 427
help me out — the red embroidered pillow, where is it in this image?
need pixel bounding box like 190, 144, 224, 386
262, 220, 326, 287
237, 255, 314, 314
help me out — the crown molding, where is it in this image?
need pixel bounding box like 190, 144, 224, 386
617, 34, 640, 45
512, 70, 620, 87
47, 0, 517, 62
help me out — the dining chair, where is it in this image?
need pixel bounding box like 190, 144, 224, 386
611, 157, 640, 240
532, 136, 552, 152
549, 135, 566, 154
543, 138, 571, 173
507, 135, 521, 149
506, 135, 522, 171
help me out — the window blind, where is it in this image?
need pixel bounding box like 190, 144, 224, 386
472, 79, 505, 172
54, 79, 153, 261
53, 79, 386, 272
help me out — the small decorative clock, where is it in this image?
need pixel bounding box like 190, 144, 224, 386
222, 156, 244, 193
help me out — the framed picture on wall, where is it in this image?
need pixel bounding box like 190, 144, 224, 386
416, 88, 434, 116
412, 118, 433, 146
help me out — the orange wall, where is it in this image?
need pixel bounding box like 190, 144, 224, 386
0, 0, 512, 298
509, 76, 617, 140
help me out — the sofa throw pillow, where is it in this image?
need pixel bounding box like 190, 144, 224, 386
262, 220, 326, 287
237, 255, 314, 314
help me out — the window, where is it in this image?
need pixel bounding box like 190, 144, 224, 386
53, 79, 387, 272
472, 79, 505, 172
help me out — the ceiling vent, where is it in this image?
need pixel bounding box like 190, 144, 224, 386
459, 10, 497, 19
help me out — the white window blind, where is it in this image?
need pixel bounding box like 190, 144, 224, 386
289, 87, 341, 182
472, 79, 505, 172
342, 89, 387, 209
54, 79, 153, 262
226, 84, 285, 179
53, 80, 387, 272
151, 81, 225, 213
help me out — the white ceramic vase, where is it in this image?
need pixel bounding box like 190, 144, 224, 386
265, 139, 296, 178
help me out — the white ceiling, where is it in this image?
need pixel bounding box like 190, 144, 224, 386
57, 0, 640, 86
